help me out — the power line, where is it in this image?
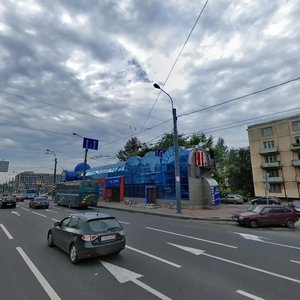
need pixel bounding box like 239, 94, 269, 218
179, 77, 300, 118
141, 0, 209, 130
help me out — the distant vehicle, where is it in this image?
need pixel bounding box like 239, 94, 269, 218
47, 212, 126, 264
29, 196, 49, 209
289, 200, 300, 216
24, 189, 37, 200
14, 194, 24, 202
232, 205, 299, 228
55, 180, 99, 208
251, 196, 281, 205
0, 196, 16, 209
221, 194, 244, 204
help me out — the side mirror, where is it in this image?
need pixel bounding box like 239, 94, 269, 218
54, 221, 60, 227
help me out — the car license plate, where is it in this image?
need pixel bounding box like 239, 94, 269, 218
101, 234, 115, 242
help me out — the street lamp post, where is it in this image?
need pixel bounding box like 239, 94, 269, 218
73, 132, 88, 180
153, 83, 182, 213
46, 149, 57, 187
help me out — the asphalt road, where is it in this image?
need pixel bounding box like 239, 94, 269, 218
1, 201, 299, 300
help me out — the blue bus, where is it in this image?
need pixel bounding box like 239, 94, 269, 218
54, 180, 98, 208
23, 189, 37, 200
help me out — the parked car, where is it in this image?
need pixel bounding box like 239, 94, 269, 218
289, 200, 300, 216
47, 212, 126, 264
232, 205, 299, 228
29, 196, 49, 209
15, 194, 24, 202
251, 196, 281, 205
221, 194, 244, 204
0, 196, 16, 209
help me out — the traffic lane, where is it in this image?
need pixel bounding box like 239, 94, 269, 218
2, 205, 161, 299
0, 223, 52, 300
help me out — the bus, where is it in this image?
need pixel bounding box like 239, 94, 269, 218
23, 189, 37, 200
54, 180, 99, 208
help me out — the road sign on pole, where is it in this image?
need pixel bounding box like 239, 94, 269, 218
83, 138, 99, 150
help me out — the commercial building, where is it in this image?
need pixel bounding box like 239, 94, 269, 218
14, 171, 62, 192
248, 115, 300, 199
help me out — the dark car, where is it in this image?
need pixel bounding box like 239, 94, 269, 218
289, 200, 300, 216
0, 196, 16, 209
221, 194, 244, 204
29, 196, 49, 209
47, 212, 126, 264
232, 205, 299, 228
251, 196, 281, 205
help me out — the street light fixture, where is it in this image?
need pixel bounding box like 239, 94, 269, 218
153, 83, 182, 213
46, 149, 57, 186
73, 132, 88, 180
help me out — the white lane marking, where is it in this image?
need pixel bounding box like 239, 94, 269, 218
147, 227, 237, 249
32, 211, 47, 218
46, 209, 58, 213
0, 224, 14, 239
51, 218, 60, 222
168, 243, 300, 284
291, 260, 300, 264
119, 221, 130, 225
11, 211, 21, 216
16, 247, 61, 300
236, 290, 265, 300
235, 232, 300, 250
20, 207, 30, 211
126, 245, 181, 268
100, 261, 172, 300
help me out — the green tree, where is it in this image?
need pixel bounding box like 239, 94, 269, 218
117, 137, 148, 161
155, 132, 186, 151
185, 132, 213, 149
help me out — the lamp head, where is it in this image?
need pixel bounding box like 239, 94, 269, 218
153, 83, 161, 90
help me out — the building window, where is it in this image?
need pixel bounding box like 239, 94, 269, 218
263, 140, 275, 149
292, 121, 300, 131
268, 170, 279, 177
269, 184, 281, 193
295, 136, 300, 144
261, 127, 273, 136
266, 154, 276, 163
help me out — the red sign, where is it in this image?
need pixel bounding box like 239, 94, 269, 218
195, 151, 206, 167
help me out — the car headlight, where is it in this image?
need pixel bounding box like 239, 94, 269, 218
239, 216, 244, 220
118, 230, 125, 236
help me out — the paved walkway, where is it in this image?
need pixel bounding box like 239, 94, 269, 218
97, 200, 246, 221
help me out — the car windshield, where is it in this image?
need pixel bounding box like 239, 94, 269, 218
248, 205, 263, 213
293, 200, 300, 208
87, 218, 121, 233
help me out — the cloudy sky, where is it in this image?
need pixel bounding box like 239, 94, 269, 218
1, 0, 300, 183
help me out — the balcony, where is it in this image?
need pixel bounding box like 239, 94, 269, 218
291, 143, 300, 152
292, 160, 300, 167
261, 161, 281, 168
259, 146, 278, 155
262, 176, 283, 183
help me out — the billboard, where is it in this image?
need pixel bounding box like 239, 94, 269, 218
0, 160, 9, 172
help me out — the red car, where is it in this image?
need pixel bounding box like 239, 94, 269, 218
232, 205, 299, 228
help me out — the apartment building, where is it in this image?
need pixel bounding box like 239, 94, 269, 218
248, 115, 300, 199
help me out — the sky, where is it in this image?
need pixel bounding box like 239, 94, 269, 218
1, 0, 300, 183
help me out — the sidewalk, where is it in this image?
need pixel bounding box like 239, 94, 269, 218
97, 200, 243, 222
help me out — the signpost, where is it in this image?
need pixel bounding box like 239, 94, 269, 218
82, 137, 99, 179
264, 173, 270, 204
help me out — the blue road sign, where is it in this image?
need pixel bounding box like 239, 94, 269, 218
83, 137, 99, 150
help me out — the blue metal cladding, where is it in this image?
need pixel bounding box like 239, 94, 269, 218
85, 147, 191, 200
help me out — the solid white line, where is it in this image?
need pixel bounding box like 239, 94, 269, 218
146, 227, 237, 249
46, 209, 58, 213
259, 240, 300, 250
132, 278, 172, 300
119, 221, 130, 225
32, 212, 47, 218
236, 290, 265, 300
291, 260, 300, 264
204, 253, 300, 284
20, 207, 30, 211
0, 224, 14, 239
126, 245, 181, 268
51, 218, 60, 222
16, 247, 61, 300
64, 209, 73, 212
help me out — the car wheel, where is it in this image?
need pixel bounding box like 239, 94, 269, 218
69, 244, 79, 264
47, 232, 54, 247
252, 201, 257, 205
286, 219, 295, 229
250, 220, 258, 229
